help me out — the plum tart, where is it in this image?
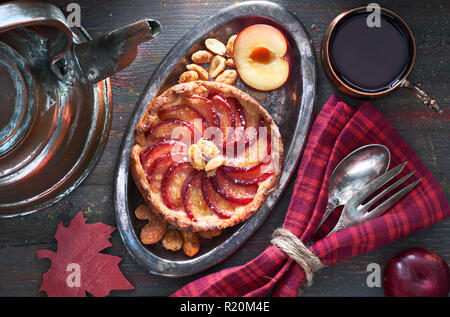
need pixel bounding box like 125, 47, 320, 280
131, 81, 283, 232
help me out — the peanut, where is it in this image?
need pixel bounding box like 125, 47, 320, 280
191, 50, 213, 64
205, 38, 226, 56
225, 34, 237, 58
182, 231, 200, 257
179, 70, 199, 83
197, 139, 220, 160
188, 144, 205, 170
226, 58, 235, 68
161, 229, 183, 251
215, 69, 238, 85
134, 204, 150, 220
186, 64, 209, 80
208, 55, 226, 78
140, 220, 167, 245
199, 229, 222, 239
205, 155, 226, 172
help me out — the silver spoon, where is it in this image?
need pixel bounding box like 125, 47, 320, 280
314, 144, 391, 234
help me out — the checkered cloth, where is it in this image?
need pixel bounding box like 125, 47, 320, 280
172, 95, 450, 297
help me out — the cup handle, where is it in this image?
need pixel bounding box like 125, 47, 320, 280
401, 80, 443, 113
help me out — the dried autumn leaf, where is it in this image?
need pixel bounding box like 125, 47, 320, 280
37, 212, 134, 297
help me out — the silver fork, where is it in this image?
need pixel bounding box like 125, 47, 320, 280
327, 161, 422, 236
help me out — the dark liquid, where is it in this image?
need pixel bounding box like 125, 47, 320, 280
329, 12, 411, 92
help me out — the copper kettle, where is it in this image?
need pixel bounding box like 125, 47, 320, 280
0, 1, 161, 216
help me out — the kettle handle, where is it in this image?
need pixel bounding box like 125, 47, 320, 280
0, 1, 161, 85
0, 1, 73, 79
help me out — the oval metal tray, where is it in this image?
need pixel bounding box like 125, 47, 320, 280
114, 1, 316, 277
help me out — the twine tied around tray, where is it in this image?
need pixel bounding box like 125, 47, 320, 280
271, 228, 325, 287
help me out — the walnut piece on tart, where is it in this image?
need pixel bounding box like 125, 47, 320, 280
131, 81, 283, 234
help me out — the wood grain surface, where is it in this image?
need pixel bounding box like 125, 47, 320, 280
0, 0, 448, 297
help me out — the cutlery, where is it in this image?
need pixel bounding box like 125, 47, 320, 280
327, 161, 421, 236
314, 144, 391, 234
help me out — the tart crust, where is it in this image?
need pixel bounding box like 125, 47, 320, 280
131, 81, 284, 232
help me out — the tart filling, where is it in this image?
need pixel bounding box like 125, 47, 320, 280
131, 81, 283, 232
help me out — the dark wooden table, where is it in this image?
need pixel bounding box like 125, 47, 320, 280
0, 0, 448, 297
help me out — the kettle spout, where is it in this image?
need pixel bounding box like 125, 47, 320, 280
74, 19, 161, 84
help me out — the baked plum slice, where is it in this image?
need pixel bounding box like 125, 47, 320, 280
210, 94, 235, 136
182, 171, 214, 221
222, 162, 274, 185
158, 105, 207, 135
147, 155, 175, 193
161, 162, 196, 210
185, 95, 218, 127
140, 140, 187, 175
146, 119, 196, 144
227, 97, 246, 129
222, 97, 247, 149
202, 173, 241, 219
211, 168, 257, 204
224, 127, 272, 171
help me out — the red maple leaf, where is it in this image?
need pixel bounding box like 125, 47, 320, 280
37, 212, 134, 297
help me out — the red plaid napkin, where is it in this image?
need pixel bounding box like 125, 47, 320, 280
172, 95, 450, 297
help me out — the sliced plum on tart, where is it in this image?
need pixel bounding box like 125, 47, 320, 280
202, 173, 236, 219
182, 171, 212, 222
211, 168, 258, 205
131, 81, 283, 233
158, 105, 207, 136
221, 161, 274, 185
139, 140, 187, 176
210, 93, 235, 141
146, 119, 197, 144
147, 154, 175, 193
223, 122, 272, 171
161, 162, 196, 211
185, 94, 218, 127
